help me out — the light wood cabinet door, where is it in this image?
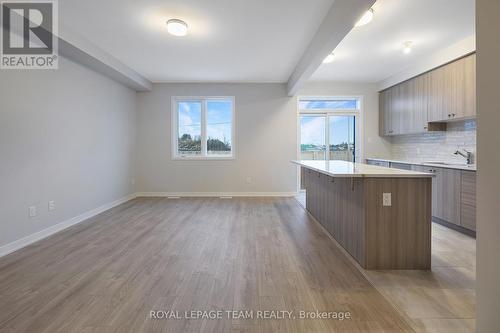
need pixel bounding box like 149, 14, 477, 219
428, 54, 476, 122
409, 73, 430, 133
379, 90, 389, 136
461, 171, 476, 230
380, 74, 429, 136
428, 64, 449, 122
433, 167, 461, 225
457, 54, 476, 119
397, 80, 412, 134
379, 88, 394, 136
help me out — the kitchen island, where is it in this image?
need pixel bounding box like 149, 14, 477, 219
293, 160, 433, 270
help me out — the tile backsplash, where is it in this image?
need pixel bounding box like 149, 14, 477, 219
391, 120, 476, 164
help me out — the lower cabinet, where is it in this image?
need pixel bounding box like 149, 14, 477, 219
391, 162, 412, 170
366, 159, 390, 167
461, 171, 477, 231
411, 164, 475, 232
433, 168, 462, 226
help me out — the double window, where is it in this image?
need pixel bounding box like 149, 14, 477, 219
172, 97, 235, 159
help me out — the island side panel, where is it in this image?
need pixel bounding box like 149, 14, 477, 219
303, 168, 365, 267
363, 177, 432, 270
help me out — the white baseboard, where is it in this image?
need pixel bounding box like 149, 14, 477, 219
135, 192, 298, 198
0, 191, 298, 258
0, 193, 137, 258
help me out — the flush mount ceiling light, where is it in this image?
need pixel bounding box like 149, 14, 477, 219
323, 52, 335, 64
402, 41, 413, 54
166, 19, 188, 36
355, 8, 374, 27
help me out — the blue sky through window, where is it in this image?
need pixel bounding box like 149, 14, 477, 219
300, 115, 354, 147
207, 100, 232, 145
299, 99, 358, 110
178, 101, 201, 139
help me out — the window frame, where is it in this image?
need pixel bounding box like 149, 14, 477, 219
171, 96, 236, 160
296, 95, 364, 160
296, 95, 364, 192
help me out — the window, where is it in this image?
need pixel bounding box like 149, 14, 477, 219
298, 99, 359, 110
172, 97, 235, 159
298, 97, 361, 162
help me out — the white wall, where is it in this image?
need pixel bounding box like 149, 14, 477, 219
476, 0, 500, 331
0, 57, 136, 250
298, 82, 392, 160
136, 83, 297, 195
135, 81, 390, 195
378, 35, 476, 91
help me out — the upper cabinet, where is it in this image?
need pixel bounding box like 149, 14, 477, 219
380, 53, 476, 136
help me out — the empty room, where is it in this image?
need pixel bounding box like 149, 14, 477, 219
1, 0, 499, 332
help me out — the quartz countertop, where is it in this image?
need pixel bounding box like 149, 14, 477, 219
366, 158, 477, 172
292, 160, 434, 178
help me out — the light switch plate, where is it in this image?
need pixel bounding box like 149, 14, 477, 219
48, 201, 55, 211
383, 193, 392, 206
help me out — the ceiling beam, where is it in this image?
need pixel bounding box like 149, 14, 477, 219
58, 25, 152, 91
4, 8, 152, 91
286, 0, 376, 96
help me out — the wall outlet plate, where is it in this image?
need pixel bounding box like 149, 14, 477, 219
29, 206, 37, 217
383, 193, 392, 206
48, 201, 55, 211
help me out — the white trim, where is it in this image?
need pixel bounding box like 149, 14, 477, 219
0, 191, 299, 258
171, 96, 236, 160
0, 193, 137, 258
136, 192, 297, 198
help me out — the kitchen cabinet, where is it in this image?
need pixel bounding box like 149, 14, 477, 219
380, 54, 476, 135
391, 162, 412, 170
379, 88, 393, 136
428, 54, 476, 122
428, 167, 461, 225
379, 72, 430, 136
461, 171, 476, 231
366, 159, 390, 167
413, 164, 473, 231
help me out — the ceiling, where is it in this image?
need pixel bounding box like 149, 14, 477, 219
310, 0, 475, 83
60, 0, 334, 83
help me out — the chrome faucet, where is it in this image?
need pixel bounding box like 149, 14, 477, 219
454, 149, 473, 165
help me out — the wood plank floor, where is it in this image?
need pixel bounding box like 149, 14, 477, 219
0, 197, 414, 333
297, 192, 476, 333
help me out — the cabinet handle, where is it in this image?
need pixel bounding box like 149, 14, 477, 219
448, 114, 451, 117
452, 113, 456, 117
424, 126, 428, 129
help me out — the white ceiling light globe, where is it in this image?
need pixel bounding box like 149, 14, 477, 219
355, 8, 374, 27
167, 19, 188, 36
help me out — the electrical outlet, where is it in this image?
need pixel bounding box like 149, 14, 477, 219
48, 200, 55, 211
383, 193, 392, 207
29, 206, 37, 217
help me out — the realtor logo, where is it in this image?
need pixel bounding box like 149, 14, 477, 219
1, 0, 58, 69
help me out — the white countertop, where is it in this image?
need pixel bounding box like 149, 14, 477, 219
292, 160, 434, 178
366, 158, 477, 172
